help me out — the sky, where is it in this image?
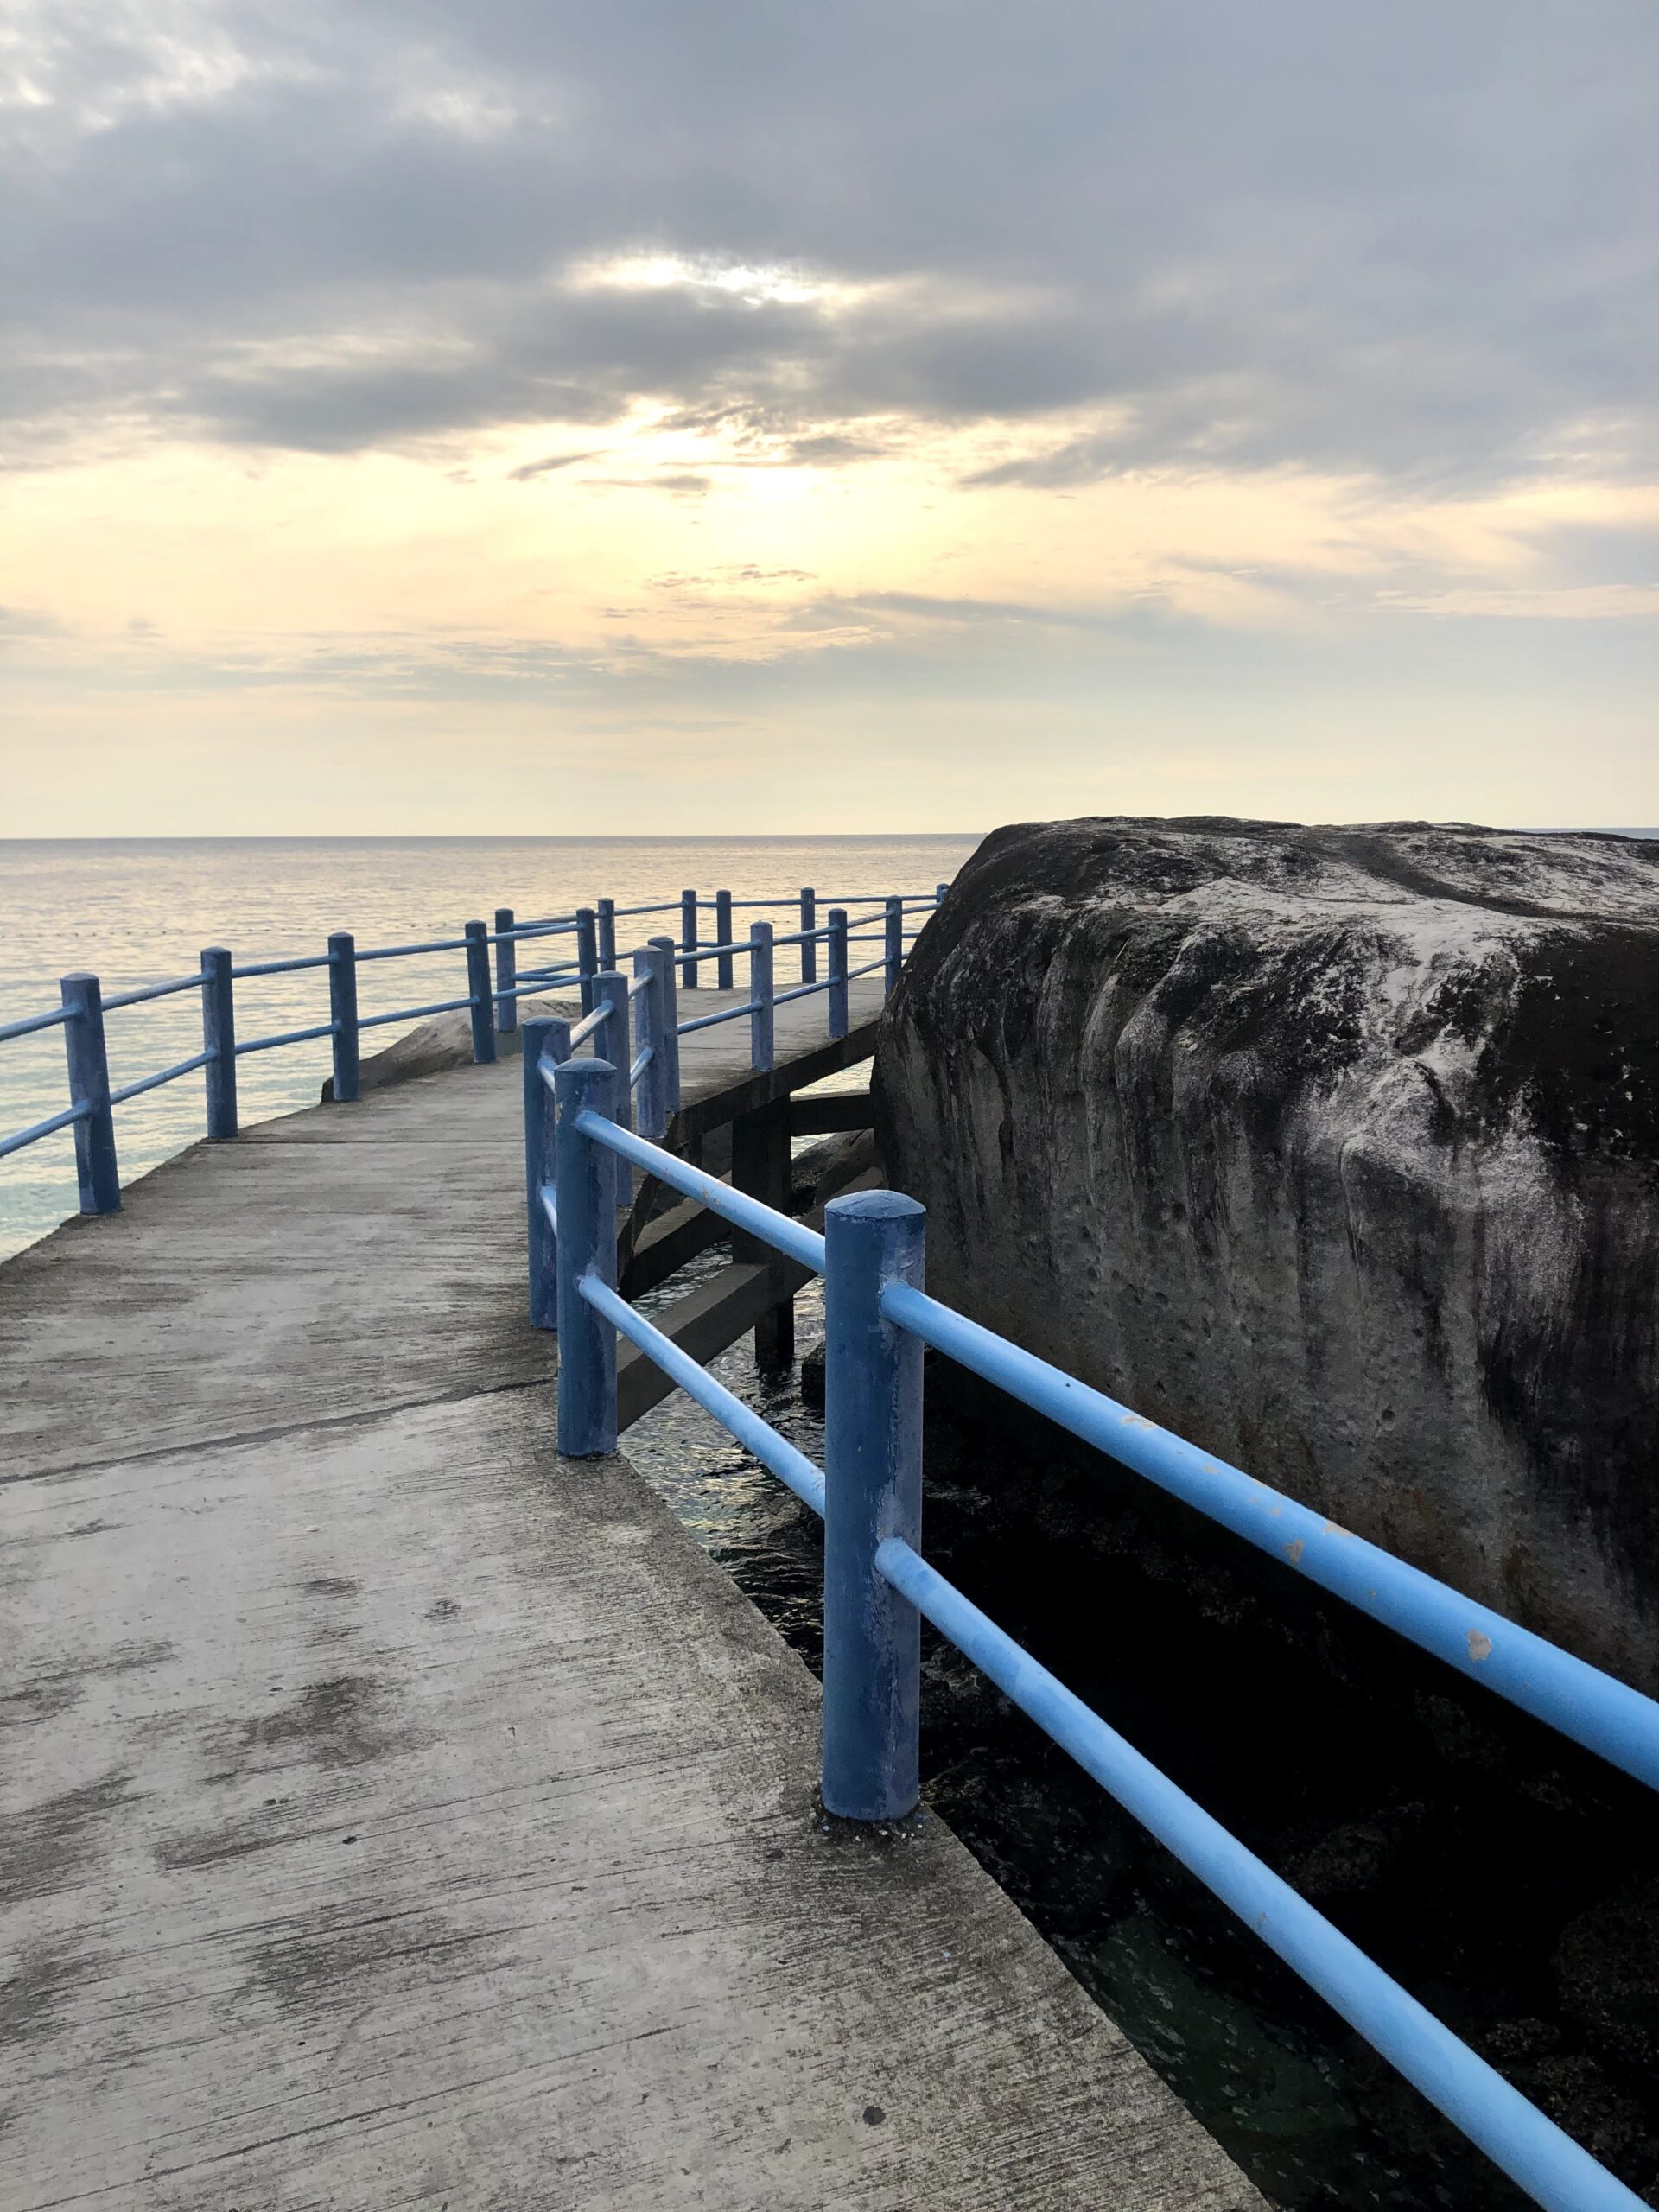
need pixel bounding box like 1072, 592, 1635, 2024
2, 2, 1656, 836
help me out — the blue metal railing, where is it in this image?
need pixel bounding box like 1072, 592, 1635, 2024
522, 1046, 1657, 2212
2, 882, 947, 1230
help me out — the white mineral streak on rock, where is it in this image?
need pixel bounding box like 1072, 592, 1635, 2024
876, 818, 1659, 1694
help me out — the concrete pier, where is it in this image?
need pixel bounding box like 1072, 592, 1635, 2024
2, 984, 1262, 2209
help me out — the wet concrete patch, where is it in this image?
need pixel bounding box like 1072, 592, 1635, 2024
227, 1674, 418, 1774
0, 1939, 95, 2051
0, 1769, 139, 1902
155, 1819, 289, 1873
0, 1638, 176, 1732
250, 1908, 475, 2018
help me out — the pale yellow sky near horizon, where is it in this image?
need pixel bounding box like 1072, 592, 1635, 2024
6, 399, 1656, 836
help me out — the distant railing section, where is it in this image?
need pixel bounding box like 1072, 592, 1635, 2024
521, 1043, 1659, 2212
0, 884, 947, 1220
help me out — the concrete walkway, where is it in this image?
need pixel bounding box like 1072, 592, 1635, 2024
1, 989, 1262, 2209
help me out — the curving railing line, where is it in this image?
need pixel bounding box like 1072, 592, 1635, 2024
521, 1041, 1659, 2212
1, 884, 946, 1224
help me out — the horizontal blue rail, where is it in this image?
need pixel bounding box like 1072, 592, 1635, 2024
879, 1282, 1659, 1793
108, 1048, 214, 1107
497, 916, 580, 939
572, 1103, 828, 1270
0, 1097, 91, 1160
0, 1003, 79, 1045
501, 971, 582, 996
774, 976, 834, 1009
236, 1020, 338, 1057
566, 1001, 614, 1051
102, 972, 205, 1010
353, 934, 474, 963
582, 1273, 825, 1514
677, 999, 759, 1035
232, 952, 334, 979
357, 996, 470, 1033
537, 1080, 1657, 2212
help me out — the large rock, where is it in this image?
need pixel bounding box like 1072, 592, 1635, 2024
874, 819, 1659, 1692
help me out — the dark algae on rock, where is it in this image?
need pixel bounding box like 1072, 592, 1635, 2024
876, 817, 1659, 1695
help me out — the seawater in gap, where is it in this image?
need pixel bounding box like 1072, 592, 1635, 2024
628, 1249, 1659, 2212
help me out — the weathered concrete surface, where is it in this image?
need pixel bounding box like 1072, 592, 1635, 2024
1, 988, 1261, 2210
876, 817, 1659, 1694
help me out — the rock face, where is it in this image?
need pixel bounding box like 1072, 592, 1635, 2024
874, 818, 1659, 1693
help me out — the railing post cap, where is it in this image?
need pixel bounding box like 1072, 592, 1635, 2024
826, 1190, 925, 1226
556, 1053, 616, 1089
60, 969, 98, 986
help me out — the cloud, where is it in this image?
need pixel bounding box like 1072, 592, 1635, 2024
505, 447, 602, 480
2, 0, 1654, 495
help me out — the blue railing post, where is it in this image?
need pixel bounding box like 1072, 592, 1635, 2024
884, 896, 904, 999
681, 888, 699, 989
936, 880, 950, 905
200, 946, 238, 1139
828, 907, 849, 1040
494, 906, 517, 1034
328, 931, 359, 1103
649, 935, 681, 1113
750, 920, 773, 1073
597, 897, 617, 975
576, 907, 599, 1014
800, 886, 817, 983
632, 944, 667, 1141
523, 1013, 571, 1330
593, 969, 631, 1131
464, 921, 496, 1065
555, 1055, 620, 1456
715, 889, 734, 990
822, 1190, 926, 1820
60, 973, 119, 1216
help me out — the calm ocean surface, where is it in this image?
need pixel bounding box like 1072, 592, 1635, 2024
0, 834, 981, 1259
